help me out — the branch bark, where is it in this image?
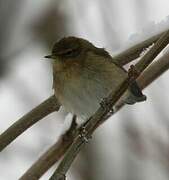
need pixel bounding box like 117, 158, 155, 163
0, 95, 60, 152
137, 51, 169, 89
19, 116, 77, 180
135, 30, 169, 72
113, 30, 166, 65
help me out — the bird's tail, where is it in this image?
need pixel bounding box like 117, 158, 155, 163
125, 81, 147, 105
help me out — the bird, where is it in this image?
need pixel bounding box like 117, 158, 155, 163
45, 37, 146, 120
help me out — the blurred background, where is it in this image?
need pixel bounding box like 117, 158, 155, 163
0, 0, 169, 179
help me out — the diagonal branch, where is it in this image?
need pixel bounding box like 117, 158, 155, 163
135, 30, 169, 72
113, 30, 166, 65
19, 116, 77, 180
137, 51, 169, 89
49, 30, 169, 180
0, 95, 60, 152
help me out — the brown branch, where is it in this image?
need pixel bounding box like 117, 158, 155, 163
0, 95, 60, 152
49, 30, 169, 180
137, 51, 169, 89
135, 30, 169, 73
20, 115, 77, 180
20, 137, 72, 180
113, 30, 166, 65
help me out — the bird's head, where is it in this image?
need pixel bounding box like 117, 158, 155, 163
45, 36, 96, 60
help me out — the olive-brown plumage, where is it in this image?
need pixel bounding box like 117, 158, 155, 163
46, 37, 146, 119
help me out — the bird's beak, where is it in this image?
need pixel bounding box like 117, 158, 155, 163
44, 55, 52, 59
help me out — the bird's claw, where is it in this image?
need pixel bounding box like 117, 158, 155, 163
79, 126, 91, 143
128, 65, 139, 82
100, 98, 109, 109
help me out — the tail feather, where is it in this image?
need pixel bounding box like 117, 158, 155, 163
125, 81, 147, 105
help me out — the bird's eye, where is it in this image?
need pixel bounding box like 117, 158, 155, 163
64, 49, 74, 56
61, 48, 79, 57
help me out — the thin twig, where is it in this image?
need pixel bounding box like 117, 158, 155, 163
49, 30, 169, 180
0, 95, 60, 152
19, 116, 77, 180
114, 30, 166, 65
135, 30, 169, 73
137, 51, 169, 89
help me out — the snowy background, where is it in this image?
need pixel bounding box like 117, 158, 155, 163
0, 0, 169, 179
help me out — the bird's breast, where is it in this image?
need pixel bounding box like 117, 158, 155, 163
53, 58, 127, 120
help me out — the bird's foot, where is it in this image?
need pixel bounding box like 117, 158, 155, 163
78, 126, 91, 143
128, 65, 139, 82
100, 97, 109, 109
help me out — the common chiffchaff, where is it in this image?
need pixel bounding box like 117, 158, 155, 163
45, 37, 146, 119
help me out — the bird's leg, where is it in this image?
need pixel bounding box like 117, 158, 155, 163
100, 98, 115, 120
128, 65, 139, 82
